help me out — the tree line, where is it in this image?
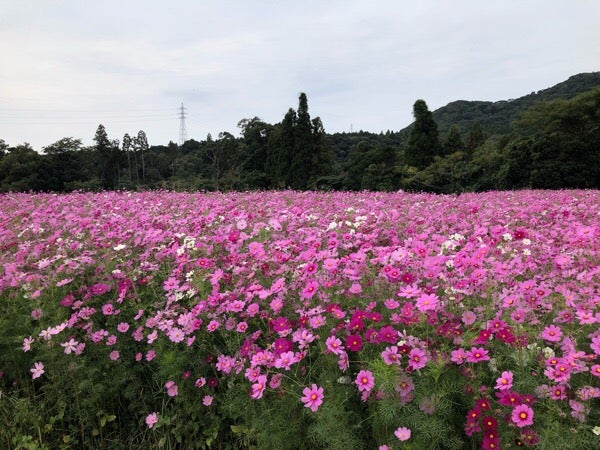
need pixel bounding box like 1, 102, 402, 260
1, 89, 599, 193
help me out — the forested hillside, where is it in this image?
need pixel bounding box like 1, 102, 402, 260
1, 72, 599, 193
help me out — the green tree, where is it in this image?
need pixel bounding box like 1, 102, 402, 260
135, 130, 148, 185
466, 121, 485, 154
267, 108, 296, 188
42, 137, 84, 191
0, 143, 45, 191
443, 125, 463, 155
308, 117, 334, 189
512, 88, 600, 189
404, 99, 441, 169
0, 139, 8, 157
94, 124, 121, 190
238, 117, 272, 188
289, 93, 314, 189
122, 133, 133, 185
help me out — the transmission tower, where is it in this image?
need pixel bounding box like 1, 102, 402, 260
178, 103, 187, 145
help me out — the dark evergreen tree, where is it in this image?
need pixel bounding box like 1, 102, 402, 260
95, 124, 120, 190
404, 100, 440, 169
267, 108, 296, 188
290, 93, 314, 189
443, 125, 463, 155
42, 137, 84, 191
308, 117, 334, 188
0, 139, 8, 157
238, 117, 272, 188
466, 121, 485, 154
135, 130, 148, 185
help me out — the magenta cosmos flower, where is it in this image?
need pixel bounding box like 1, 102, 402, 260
466, 347, 490, 363
301, 384, 324, 412
511, 404, 534, 427
355, 370, 375, 392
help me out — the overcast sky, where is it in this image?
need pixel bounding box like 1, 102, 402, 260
1, 0, 599, 151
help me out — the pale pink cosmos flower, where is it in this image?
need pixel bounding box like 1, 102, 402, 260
495, 371, 513, 391
31, 361, 44, 379
250, 375, 267, 399
511, 404, 534, 427
22, 336, 34, 352
145, 412, 158, 428
394, 426, 411, 441
301, 384, 324, 412
202, 395, 213, 406
274, 351, 296, 371
61, 338, 79, 354
165, 381, 178, 397
109, 350, 120, 361
415, 293, 439, 312
461, 311, 477, 326
146, 350, 156, 361
355, 370, 375, 392
450, 348, 468, 365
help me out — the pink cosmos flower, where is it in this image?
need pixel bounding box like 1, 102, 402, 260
269, 373, 283, 389
145, 412, 158, 428
22, 336, 33, 352
109, 350, 120, 361
274, 351, 296, 371
541, 325, 563, 343
301, 384, 324, 412
326, 335, 345, 355
394, 426, 411, 441
466, 347, 490, 363
511, 404, 534, 427
494, 371, 513, 391
165, 380, 178, 397
381, 346, 401, 365
415, 293, 439, 312
31, 361, 44, 379
300, 280, 319, 299
407, 348, 427, 371
207, 320, 220, 332
355, 370, 375, 392
250, 375, 267, 399
451, 348, 468, 365
590, 364, 600, 378
61, 338, 79, 354
202, 395, 213, 406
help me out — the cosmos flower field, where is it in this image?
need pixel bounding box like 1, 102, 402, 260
1, 190, 599, 449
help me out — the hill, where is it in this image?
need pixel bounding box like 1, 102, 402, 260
418, 71, 600, 138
